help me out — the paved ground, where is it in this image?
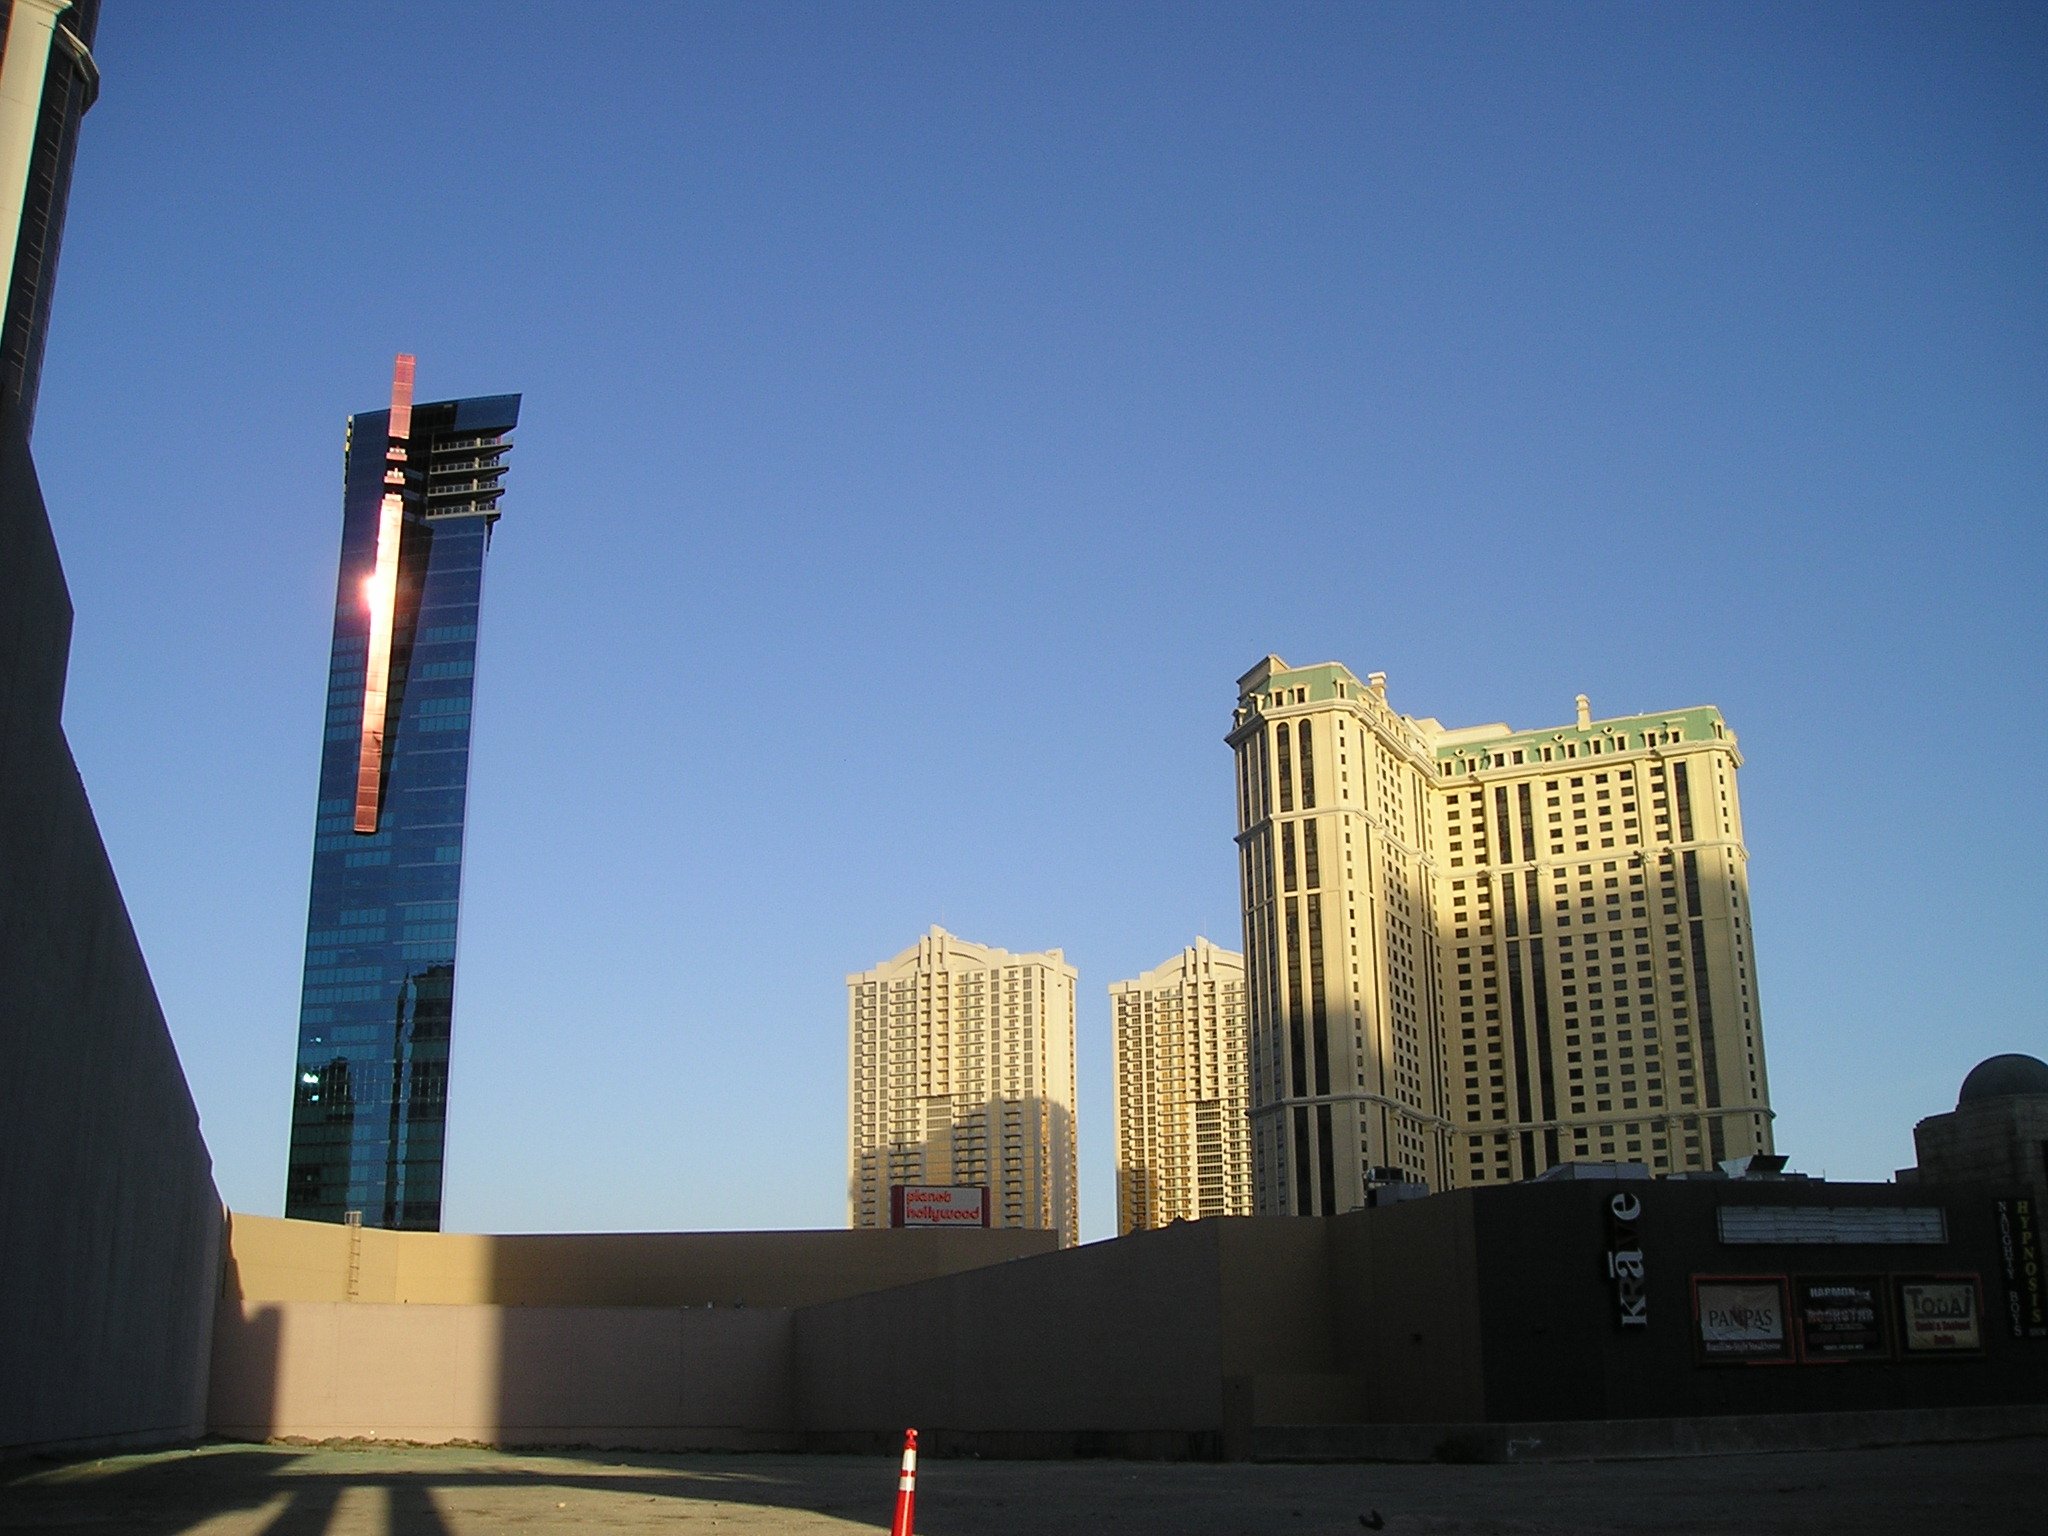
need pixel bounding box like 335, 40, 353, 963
0, 1438, 2041, 1535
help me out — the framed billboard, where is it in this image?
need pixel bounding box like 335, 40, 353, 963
889, 1184, 991, 1228
1793, 1275, 1889, 1362
1692, 1275, 1793, 1364
1896, 1274, 1984, 1355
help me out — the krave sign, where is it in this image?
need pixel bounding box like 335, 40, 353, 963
1605, 1191, 1648, 1328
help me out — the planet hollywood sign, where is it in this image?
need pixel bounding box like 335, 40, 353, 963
889, 1184, 991, 1228
1605, 1191, 1648, 1328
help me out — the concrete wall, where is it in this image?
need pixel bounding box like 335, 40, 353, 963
796, 1218, 1236, 1457
1323, 1195, 1486, 1422
203, 1182, 2048, 1456
222, 1210, 1055, 1308
0, 417, 224, 1457
209, 1301, 794, 1450
793, 1216, 1359, 1457
209, 1210, 1055, 1450
211, 1215, 1353, 1457
1215, 1217, 1357, 1429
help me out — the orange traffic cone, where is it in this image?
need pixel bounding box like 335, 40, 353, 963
889, 1427, 918, 1536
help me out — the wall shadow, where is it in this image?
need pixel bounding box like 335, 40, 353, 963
210, 1209, 1050, 1463
206, 1293, 281, 1445
0, 1443, 937, 1536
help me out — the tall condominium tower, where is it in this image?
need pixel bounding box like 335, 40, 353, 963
848, 927, 1079, 1247
0, 0, 99, 434
1228, 656, 1772, 1215
1109, 938, 1251, 1235
285, 357, 520, 1230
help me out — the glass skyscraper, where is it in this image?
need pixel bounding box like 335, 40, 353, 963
285, 357, 519, 1230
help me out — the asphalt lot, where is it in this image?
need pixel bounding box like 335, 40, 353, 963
0, 1437, 2041, 1535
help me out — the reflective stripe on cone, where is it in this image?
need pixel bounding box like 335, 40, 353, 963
890, 1427, 918, 1536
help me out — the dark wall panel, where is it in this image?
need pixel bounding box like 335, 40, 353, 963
795, 1218, 1230, 1456
1472, 1181, 2048, 1422
0, 417, 223, 1457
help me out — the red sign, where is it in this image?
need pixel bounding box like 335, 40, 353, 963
889, 1184, 990, 1228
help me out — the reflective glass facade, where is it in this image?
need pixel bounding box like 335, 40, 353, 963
285, 385, 519, 1229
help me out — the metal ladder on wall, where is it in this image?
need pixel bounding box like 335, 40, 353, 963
344, 1210, 363, 1301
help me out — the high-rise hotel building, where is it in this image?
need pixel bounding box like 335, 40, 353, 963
848, 927, 1079, 1246
285, 357, 520, 1230
0, 0, 100, 435
1110, 939, 1251, 1235
1229, 656, 1772, 1215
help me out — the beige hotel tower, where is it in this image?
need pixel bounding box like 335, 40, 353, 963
1110, 939, 1252, 1235
1229, 656, 1772, 1214
847, 928, 1079, 1246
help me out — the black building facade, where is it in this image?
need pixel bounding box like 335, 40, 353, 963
285, 358, 519, 1230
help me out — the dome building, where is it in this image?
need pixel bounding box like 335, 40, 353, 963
1906, 1053, 2048, 1200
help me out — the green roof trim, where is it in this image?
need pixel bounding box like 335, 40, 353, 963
1242, 659, 1730, 766
1254, 663, 1355, 703
1433, 705, 1727, 763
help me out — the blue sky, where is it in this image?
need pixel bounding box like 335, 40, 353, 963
34, 3, 2045, 1240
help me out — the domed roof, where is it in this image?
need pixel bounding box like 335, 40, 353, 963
1958, 1053, 2048, 1106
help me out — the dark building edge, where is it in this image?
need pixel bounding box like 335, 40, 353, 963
0, 408, 223, 1458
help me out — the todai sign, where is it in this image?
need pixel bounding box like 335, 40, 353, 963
889, 1184, 991, 1228
1898, 1275, 1983, 1353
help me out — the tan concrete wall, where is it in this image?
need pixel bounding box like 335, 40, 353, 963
223, 1211, 1055, 1309
209, 1300, 792, 1450
209, 1214, 1055, 1450
214, 1218, 1341, 1457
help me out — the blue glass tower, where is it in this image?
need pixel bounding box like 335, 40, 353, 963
285, 357, 519, 1230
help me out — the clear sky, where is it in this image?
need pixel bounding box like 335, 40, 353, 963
33, 3, 2045, 1241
